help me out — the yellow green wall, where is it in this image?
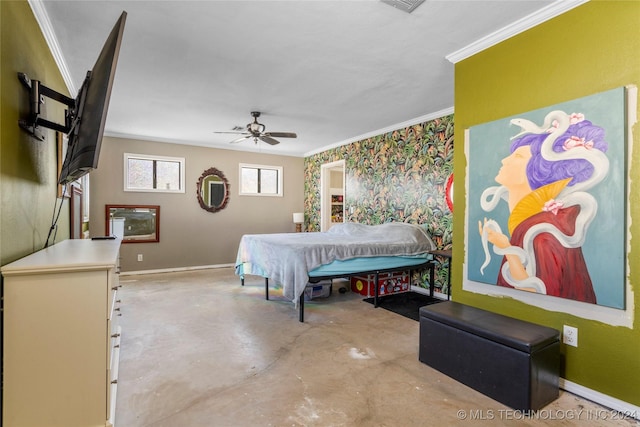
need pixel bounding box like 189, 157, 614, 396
1, 0, 70, 266
453, 1, 639, 405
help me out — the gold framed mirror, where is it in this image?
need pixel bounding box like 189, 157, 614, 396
197, 167, 229, 213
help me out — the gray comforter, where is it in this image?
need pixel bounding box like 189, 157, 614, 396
235, 222, 435, 304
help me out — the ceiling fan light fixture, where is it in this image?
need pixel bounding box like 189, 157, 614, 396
214, 111, 296, 146
249, 121, 265, 134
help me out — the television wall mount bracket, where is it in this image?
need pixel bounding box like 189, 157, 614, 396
17, 72, 76, 141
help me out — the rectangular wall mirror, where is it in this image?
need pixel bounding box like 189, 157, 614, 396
105, 204, 160, 243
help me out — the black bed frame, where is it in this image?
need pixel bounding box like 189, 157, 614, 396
240, 260, 435, 322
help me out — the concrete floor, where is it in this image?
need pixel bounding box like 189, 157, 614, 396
114, 268, 638, 427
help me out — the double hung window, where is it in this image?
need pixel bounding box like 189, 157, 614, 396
124, 153, 185, 193
239, 163, 283, 197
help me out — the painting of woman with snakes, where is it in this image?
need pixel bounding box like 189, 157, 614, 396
467, 87, 627, 309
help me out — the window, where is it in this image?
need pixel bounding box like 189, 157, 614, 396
239, 163, 283, 196
124, 153, 185, 193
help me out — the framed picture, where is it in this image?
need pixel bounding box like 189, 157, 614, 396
105, 204, 160, 243
466, 87, 627, 310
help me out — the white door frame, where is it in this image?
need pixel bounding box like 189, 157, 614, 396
320, 160, 345, 232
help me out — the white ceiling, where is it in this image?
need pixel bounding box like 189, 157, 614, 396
32, 0, 583, 157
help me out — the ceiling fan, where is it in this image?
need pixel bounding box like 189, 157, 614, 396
214, 111, 297, 145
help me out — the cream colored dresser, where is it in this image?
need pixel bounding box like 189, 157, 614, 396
2, 239, 122, 427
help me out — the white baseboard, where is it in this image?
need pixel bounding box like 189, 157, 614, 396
120, 263, 234, 276
560, 378, 640, 420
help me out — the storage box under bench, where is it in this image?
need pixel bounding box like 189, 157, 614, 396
419, 301, 560, 411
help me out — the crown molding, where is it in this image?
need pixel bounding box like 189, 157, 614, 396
304, 106, 454, 157
446, 0, 589, 64
28, 0, 76, 94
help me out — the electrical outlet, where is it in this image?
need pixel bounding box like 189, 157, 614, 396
563, 325, 578, 347
137, 254, 143, 262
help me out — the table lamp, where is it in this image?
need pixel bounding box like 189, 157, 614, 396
293, 212, 304, 232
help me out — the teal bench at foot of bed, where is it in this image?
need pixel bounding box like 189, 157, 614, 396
240, 260, 435, 322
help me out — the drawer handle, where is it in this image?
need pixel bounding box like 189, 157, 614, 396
111, 379, 118, 385
114, 307, 121, 311
116, 299, 122, 303
111, 333, 120, 338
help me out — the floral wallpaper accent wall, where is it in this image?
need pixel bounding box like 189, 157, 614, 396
304, 114, 454, 292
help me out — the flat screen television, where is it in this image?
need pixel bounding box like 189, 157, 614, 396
58, 11, 127, 184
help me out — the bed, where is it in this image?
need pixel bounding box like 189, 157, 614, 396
235, 222, 437, 321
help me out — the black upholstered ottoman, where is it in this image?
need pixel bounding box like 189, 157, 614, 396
419, 301, 559, 411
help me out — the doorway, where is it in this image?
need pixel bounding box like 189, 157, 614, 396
320, 160, 345, 232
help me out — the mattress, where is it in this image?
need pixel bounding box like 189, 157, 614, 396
308, 254, 431, 277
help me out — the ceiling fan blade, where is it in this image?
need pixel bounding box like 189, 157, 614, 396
265, 132, 297, 138
214, 131, 249, 135
229, 135, 252, 144
258, 135, 280, 145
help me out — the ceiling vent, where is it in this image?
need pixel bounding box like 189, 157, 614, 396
381, 0, 425, 14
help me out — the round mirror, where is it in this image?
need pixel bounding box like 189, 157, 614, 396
197, 167, 229, 213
